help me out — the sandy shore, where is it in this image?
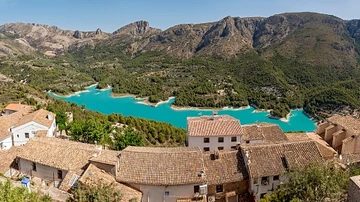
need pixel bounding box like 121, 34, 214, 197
111, 92, 137, 98
137, 97, 176, 107
267, 113, 292, 122
48, 89, 90, 98
253, 109, 272, 113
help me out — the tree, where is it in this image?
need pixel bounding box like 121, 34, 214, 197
260, 163, 348, 202
67, 182, 122, 202
113, 128, 146, 150
68, 119, 112, 146
56, 110, 68, 135
0, 180, 51, 202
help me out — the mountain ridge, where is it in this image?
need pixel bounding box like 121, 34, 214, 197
0, 12, 359, 63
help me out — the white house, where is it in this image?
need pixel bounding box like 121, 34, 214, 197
187, 114, 244, 152
12, 109, 56, 146
0, 105, 56, 149
240, 140, 323, 200
0, 104, 34, 150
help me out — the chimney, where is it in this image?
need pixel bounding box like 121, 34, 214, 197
212, 111, 218, 120
47, 114, 52, 120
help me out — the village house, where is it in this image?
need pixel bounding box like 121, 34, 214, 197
202, 150, 249, 202
16, 137, 121, 191
187, 114, 244, 152
0, 104, 56, 149
316, 114, 360, 155
240, 140, 323, 200
0, 104, 34, 150
117, 147, 208, 202
12, 109, 56, 146
241, 123, 289, 144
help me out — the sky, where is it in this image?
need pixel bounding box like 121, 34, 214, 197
0, 0, 359, 32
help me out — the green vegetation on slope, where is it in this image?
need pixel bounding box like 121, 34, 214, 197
261, 163, 348, 202
0, 180, 51, 202
47, 99, 186, 147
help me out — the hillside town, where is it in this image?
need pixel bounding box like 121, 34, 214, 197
0, 104, 360, 202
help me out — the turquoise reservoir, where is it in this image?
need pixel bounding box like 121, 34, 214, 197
49, 85, 316, 132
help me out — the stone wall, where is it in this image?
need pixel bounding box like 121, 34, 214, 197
348, 176, 360, 202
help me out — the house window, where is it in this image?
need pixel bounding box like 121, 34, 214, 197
25, 133, 29, 138
204, 138, 210, 143
165, 191, 169, 196
194, 185, 200, 193
31, 162, 36, 171
246, 140, 250, 144
204, 147, 210, 152
231, 136, 237, 142
16, 134, 19, 138
58, 170, 63, 179
231, 146, 237, 150
273, 175, 279, 181
216, 184, 223, 193
0, 142, 3, 149
218, 147, 224, 150
261, 176, 269, 185
218, 137, 224, 143
253, 178, 258, 185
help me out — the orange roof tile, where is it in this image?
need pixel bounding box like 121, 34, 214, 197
117, 147, 205, 185
14, 109, 55, 128
187, 115, 243, 137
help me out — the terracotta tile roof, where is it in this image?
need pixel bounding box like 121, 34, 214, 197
35, 130, 48, 137
240, 141, 323, 179
328, 114, 360, 135
79, 164, 142, 202
17, 137, 120, 172
0, 146, 24, 174
90, 150, 121, 166
14, 109, 55, 128
203, 150, 248, 185
242, 123, 288, 142
0, 106, 33, 141
117, 146, 206, 185
187, 115, 243, 137
4, 103, 25, 111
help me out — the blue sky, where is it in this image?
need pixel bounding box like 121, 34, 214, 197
0, 0, 359, 32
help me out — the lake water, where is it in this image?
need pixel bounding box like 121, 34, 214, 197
49, 85, 316, 132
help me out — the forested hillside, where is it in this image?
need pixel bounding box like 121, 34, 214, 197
1, 12, 360, 119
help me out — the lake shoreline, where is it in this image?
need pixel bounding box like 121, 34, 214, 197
49, 84, 317, 131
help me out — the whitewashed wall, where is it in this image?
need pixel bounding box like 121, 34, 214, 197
0, 136, 12, 150
46, 119, 56, 137
12, 122, 48, 146
18, 158, 67, 183
187, 136, 241, 151
133, 183, 200, 202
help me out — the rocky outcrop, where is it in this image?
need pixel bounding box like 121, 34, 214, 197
112, 21, 161, 37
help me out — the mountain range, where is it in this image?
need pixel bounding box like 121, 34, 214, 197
0, 12, 360, 119
1, 12, 360, 67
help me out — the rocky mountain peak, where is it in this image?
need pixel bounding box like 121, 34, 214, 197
95, 28, 102, 35
112, 20, 158, 36
73, 30, 83, 39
